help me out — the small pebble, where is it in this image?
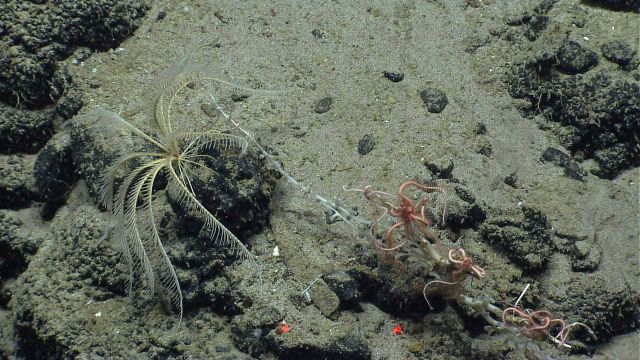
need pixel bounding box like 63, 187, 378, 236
383, 71, 404, 82
314, 96, 333, 114
311, 29, 324, 39
357, 134, 375, 155
420, 87, 448, 113
475, 122, 487, 135
423, 157, 454, 179
504, 173, 518, 187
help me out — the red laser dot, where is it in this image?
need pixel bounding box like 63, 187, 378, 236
277, 321, 290, 335
392, 324, 404, 335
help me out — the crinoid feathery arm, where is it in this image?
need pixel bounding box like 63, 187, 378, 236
97, 71, 255, 325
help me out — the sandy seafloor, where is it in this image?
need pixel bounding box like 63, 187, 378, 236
0, 0, 638, 359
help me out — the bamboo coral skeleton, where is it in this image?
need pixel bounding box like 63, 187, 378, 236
207, 93, 594, 352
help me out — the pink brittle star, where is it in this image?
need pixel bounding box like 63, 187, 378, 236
502, 308, 555, 340
502, 307, 595, 349
448, 248, 486, 282
422, 248, 485, 310
364, 180, 446, 254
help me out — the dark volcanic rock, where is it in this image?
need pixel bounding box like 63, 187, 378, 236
510, 60, 639, 178
0, 210, 39, 298
314, 96, 333, 114
601, 40, 637, 67
68, 110, 135, 204
0, 155, 39, 209
357, 134, 375, 155
0, 0, 148, 157
0, 0, 149, 107
480, 207, 553, 271
547, 274, 639, 342
557, 40, 599, 74
420, 87, 448, 113
33, 132, 76, 205
168, 147, 276, 244
584, 0, 640, 13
